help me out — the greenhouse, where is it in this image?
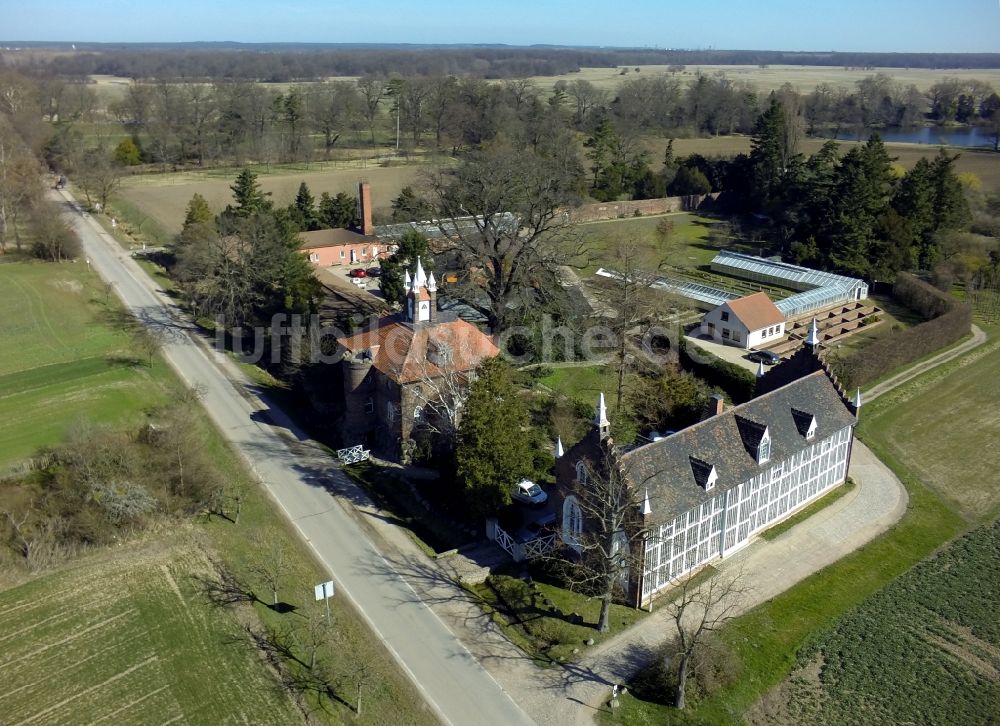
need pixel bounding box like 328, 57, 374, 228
711, 251, 868, 319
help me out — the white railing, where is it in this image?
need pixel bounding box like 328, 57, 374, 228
336, 445, 370, 465
495, 527, 517, 558
522, 533, 557, 560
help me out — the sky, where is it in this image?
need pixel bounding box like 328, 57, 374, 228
0, 0, 997, 53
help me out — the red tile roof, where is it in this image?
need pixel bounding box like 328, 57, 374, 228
725, 292, 785, 331
338, 316, 499, 384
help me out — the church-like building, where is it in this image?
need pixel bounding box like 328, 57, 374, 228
554, 321, 860, 608
336, 259, 498, 460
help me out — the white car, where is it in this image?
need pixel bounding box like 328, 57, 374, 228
511, 479, 548, 506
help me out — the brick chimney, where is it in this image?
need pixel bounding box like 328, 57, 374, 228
358, 181, 374, 236
701, 394, 725, 421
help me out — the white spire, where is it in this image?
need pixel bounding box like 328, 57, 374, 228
640, 488, 652, 516
404, 269, 411, 288
853, 387, 862, 410
555, 437, 564, 458
594, 392, 609, 429
756, 360, 766, 378
427, 271, 437, 292
414, 257, 427, 288
806, 318, 820, 347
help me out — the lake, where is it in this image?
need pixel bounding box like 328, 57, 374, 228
819, 125, 996, 148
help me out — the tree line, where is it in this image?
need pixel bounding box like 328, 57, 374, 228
15, 46, 1000, 83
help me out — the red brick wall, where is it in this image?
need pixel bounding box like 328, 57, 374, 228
304, 243, 391, 267
566, 193, 720, 224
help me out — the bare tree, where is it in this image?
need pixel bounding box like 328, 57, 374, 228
248, 533, 289, 607
663, 566, 748, 709
555, 446, 653, 633
410, 340, 477, 446
356, 77, 386, 146
426, 142, 584, 332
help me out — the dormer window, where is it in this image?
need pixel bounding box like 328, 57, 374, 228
757, 429, 771, 464
689, 456, 717, 490
791, 408, 817, 441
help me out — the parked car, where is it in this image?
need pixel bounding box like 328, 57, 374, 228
511, 479, 548, 506
365, 266, 382, 277
748, 349, 782, 366
349, 268, 367, 278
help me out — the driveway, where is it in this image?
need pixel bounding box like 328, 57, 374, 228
685, 333, 764, 373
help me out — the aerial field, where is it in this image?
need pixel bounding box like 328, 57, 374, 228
0, 262, 170, 469
117, 162, 424, 235
527, 64, 1000, 94
0, 541, 298, 724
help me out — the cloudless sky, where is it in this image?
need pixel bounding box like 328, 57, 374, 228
1, 0, 997, 53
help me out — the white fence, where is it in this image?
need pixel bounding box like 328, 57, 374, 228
490, 522, 558, 563
336, 445, 370, 465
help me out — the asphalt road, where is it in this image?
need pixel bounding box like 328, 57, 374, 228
56, 190, 535, 726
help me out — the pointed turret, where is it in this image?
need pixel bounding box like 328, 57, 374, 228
640, 488, 652, 516
426, 271, 437, 323
427, 272, 437, 292
404, 269, 411, 288
594, 392, 610, 439
555, 437, 564, 459
852, 387, 862, 416
414, 257, 427, 288
756, 360, 766, 378
806, 318, 821, 348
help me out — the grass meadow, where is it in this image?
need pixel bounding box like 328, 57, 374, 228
116, 161, 424, 235
0, 542, 299, 724
0, 261, 172, 470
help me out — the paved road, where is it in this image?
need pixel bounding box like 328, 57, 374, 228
55, 191, 535, 726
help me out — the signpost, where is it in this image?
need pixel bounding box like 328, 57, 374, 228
314, 580, 335, 623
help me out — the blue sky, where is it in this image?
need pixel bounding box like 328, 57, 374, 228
0, 0, 996, 52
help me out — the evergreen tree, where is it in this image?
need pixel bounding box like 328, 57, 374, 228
317, 191, 358, 229
182, 193, 213, 229
379, 230, 433, 306
390, 186, 433, 222
288, 181, 318, 231
225, 168, 272, 218
748, 97, 799, 209
667, 165, 711, 196
455, 357, 533, 518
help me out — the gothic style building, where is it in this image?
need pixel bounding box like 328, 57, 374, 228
336, 259, 498, 460
554, 322, 860, 608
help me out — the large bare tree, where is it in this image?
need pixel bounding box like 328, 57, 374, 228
663, 566, 748, 709
556, 445, 653, 633
426, 142, 583, 332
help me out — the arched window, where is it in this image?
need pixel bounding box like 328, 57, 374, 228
413, 405, 423, 420
575, 460, 589, 484
562, 495, 583, 550
611, 530, 629, 588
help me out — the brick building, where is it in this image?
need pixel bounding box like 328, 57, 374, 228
298, 181, 392, 267
336, 259, 498, 460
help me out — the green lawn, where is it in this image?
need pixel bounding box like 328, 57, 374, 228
0, 262, 171, 468
538, 364, 620, 409
579, 213, 723, 273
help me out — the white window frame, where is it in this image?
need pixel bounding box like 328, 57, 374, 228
562, 495, 583, 550
575, 460, 589, 484
758, 429, 771, 464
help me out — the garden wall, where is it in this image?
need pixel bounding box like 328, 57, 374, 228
566, 193, 720, 224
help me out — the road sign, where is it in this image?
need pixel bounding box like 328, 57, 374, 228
314, 580, 335, 623
314, 580, 335, 601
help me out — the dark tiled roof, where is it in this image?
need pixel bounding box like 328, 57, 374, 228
622, 370, 855, 524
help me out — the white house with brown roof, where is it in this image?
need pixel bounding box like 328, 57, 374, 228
702, 291, 785, 349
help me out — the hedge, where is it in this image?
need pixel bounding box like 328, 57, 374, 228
680, 338, 756, 403
831, 273, 972, 390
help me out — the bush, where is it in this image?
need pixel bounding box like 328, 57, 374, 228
29, 203, 81, 261
831, 273, 972, 390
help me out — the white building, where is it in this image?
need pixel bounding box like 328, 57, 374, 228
556, 341, 859, 608
702, 291, 785, 350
